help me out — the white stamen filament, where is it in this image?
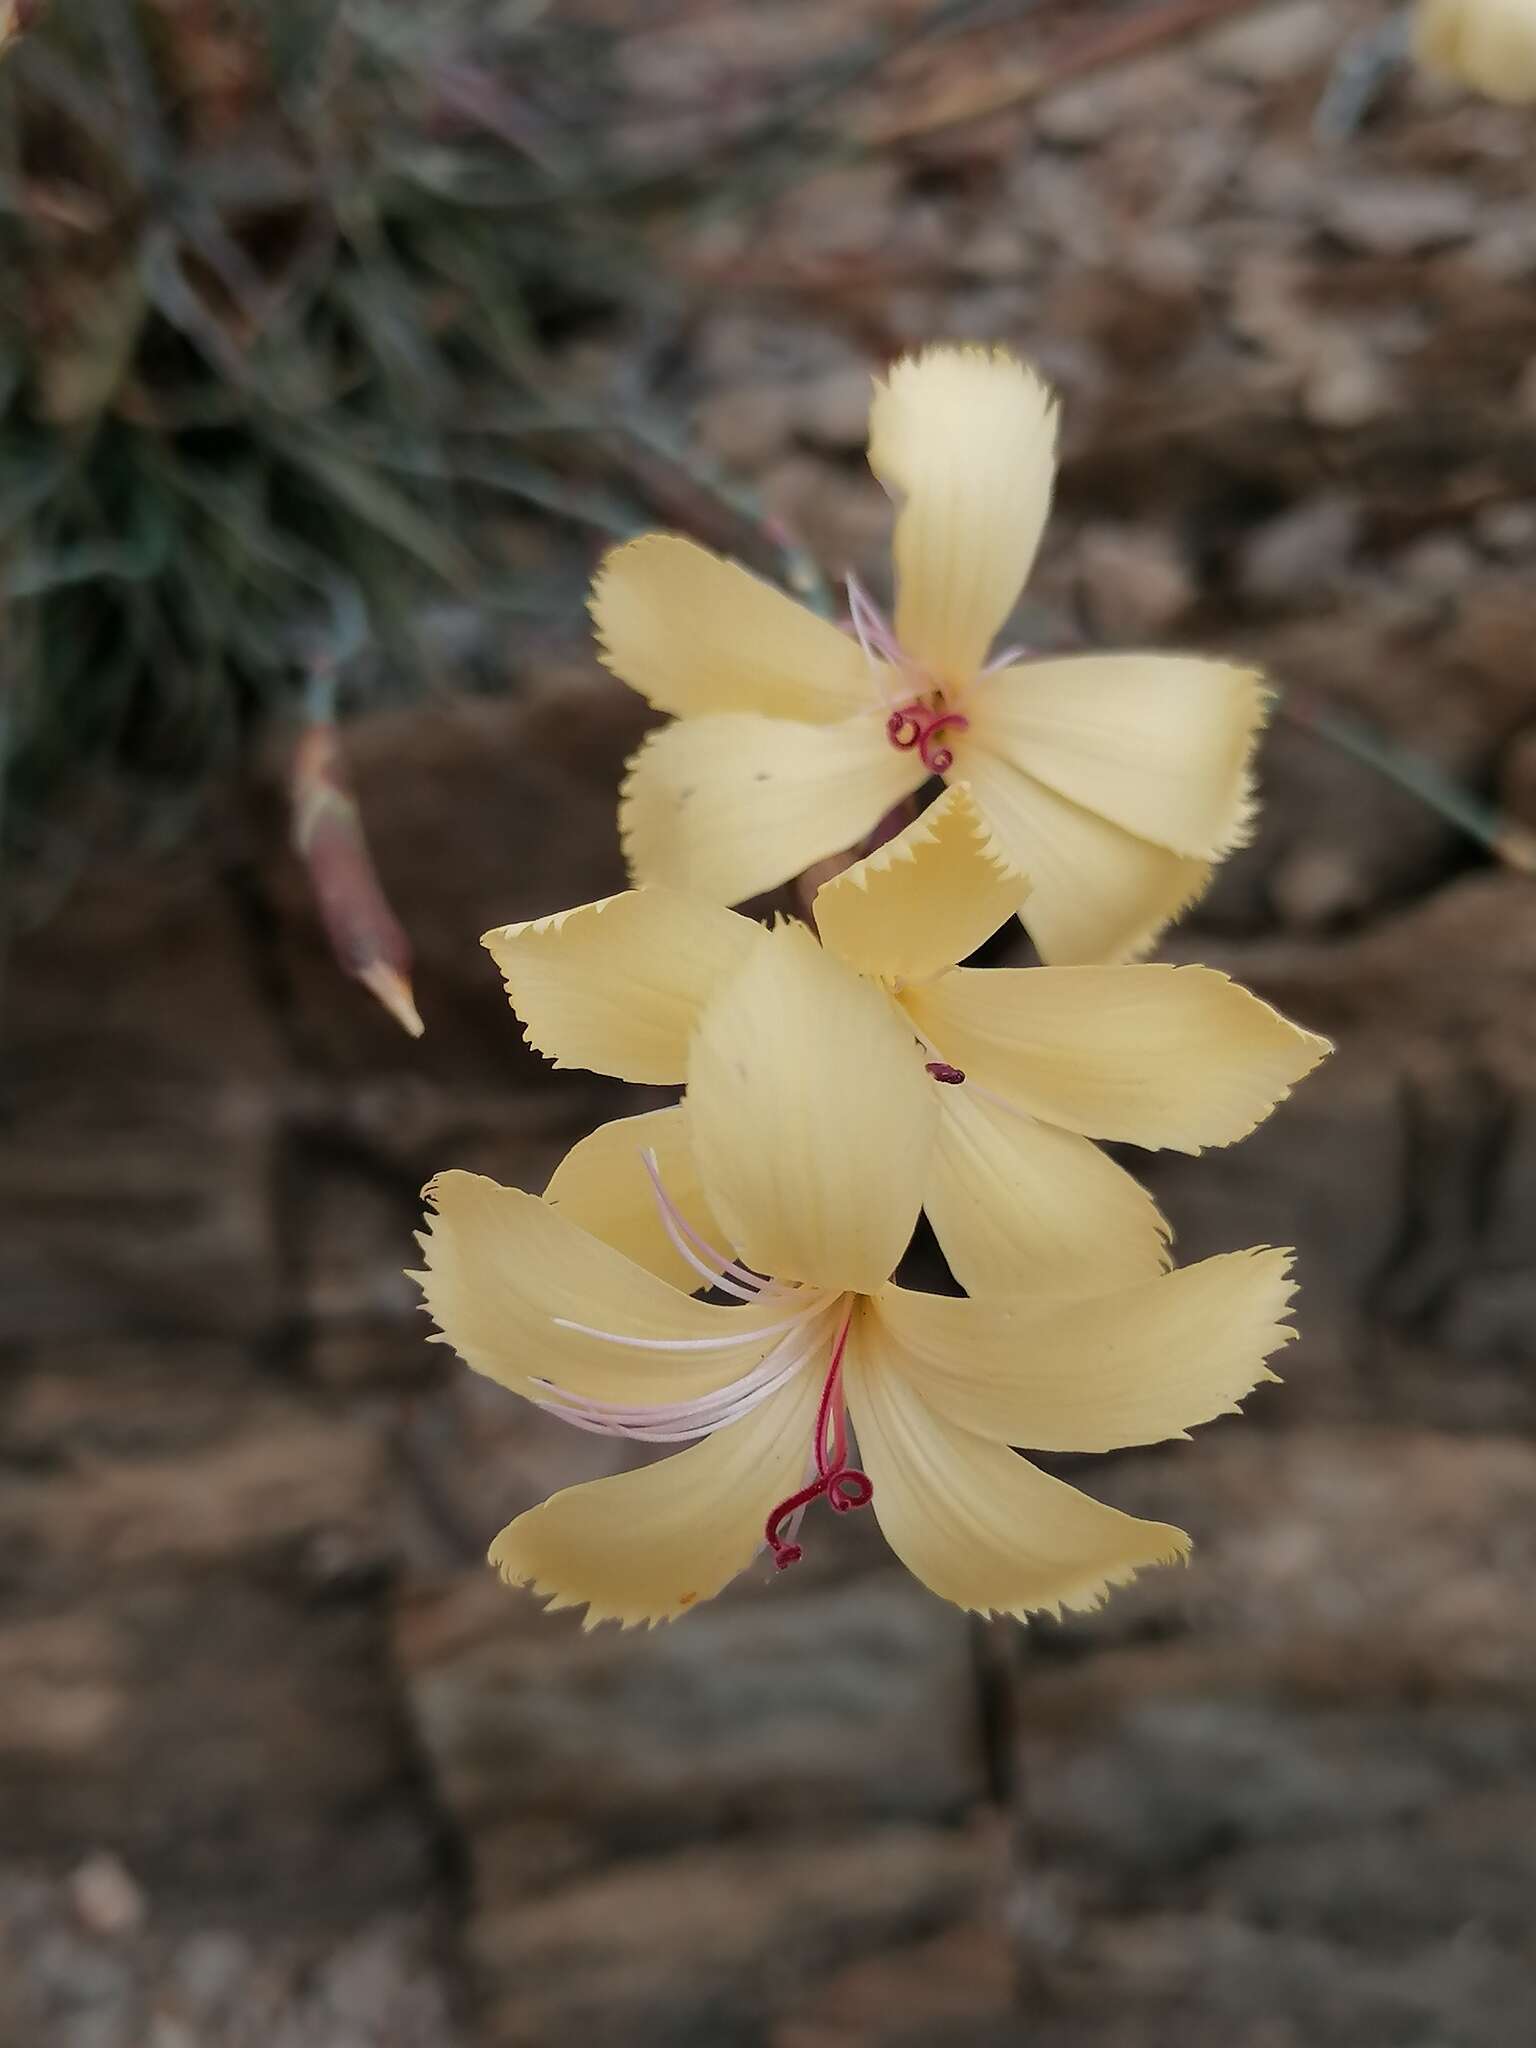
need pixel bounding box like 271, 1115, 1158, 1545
533, 1309, 836, 1444
552, 1299, 820, 1352
845, 571, 904, 704
640, 1147, 778, 1302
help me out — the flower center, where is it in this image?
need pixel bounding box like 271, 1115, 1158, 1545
765, 1305, 873, 1571
886, 699, 969, 775
844, 572, 970, 773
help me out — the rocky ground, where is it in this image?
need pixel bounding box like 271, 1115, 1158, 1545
6, 1, 1536, 2042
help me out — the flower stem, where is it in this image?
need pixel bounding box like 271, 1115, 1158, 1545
1277, 684, 1536, 875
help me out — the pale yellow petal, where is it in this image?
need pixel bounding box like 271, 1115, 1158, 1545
965, 655, 1267, 859
688, 922, 936, 1293
483, 889, 759, 1086
621, 714, 927, 908
868, 347, 1058, 687
903, 963, 1331, 1152
812, 785, 1029, 983
871, 1247, 1294, 1449
1414, 0, 1536, 102
543, 1105, 731, 1295
845, 1326, 1188, 1620
490, 1368, 820, 1628
921, 1083, 1169, 1297
415, 1171, 804, 1405
591, 534, 883, 724
953, 742, 1210, 964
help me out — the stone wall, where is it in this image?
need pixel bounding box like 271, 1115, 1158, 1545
6, 3, 1536, 2042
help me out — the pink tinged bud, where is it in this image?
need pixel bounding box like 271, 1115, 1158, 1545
290, 722, 424, 1038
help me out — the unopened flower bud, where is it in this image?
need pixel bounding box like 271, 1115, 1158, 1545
292, 721, 424, 1038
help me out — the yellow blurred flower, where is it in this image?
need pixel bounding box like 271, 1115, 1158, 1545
1414, 0, 1536, 102
415, 1165, 1296, 1626
484, 788, 1330, 1300
604, 346, 1267, 965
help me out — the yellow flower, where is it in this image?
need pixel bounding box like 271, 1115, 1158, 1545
485, 788, 1330, 1300
604, 346, 1267, 965
415, 1165, 1296, 1626
1414, 0, 1536, 102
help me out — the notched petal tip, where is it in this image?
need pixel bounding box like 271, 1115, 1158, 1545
485, 1373, 819, 1627
481, 887, 756, 1085
814, 785, 1031, 984
592, 530, 872, 725
488, 1544, 676, 1632
872, 343, 1059, 441
869, 346, 1060, 687
587, 532, 687, 673
986, 1526, 1193, 1626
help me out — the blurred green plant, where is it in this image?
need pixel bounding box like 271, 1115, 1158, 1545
0, 0, 665, 869
1, 0, 1526, 928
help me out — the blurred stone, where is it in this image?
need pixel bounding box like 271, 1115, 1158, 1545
68, 1855, 146, 1938
1303, 336, 1392, 427
1075, 523, 1196, 641
1398, 532, 1479, 598
148, 2019, 198, 2048
401, 1562, 982, 1894
1501, 723, 1536, 824
960, 220, 1036, 281
402, 1549, 996, 2044
1033, 59, 1189, 149
170, 1929, 252, 2016
1009, 1426, 1536, 2041
1202, 2, 1334, 84
1237, 495, 1361, 608
0, 1088, 279, 1346
1323, 178, 1479, 256
1267, 843, 1368, 926
1475, 499, 1536, 557
774, 1922, 1016, 2048
477, 1825, 1001, 2048
696, 383, 798, 468
798, 362, 877, 450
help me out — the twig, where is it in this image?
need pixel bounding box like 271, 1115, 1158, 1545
858, 0, 1271, 145
1279, 685, 1536, 875
520, 0, 1034, 211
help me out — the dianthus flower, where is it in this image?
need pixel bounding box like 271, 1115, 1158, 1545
1414, 0, 1536, 102
604, 347, 1267, 965
484, 789, 1328, 1299
415, 1156, 1295, 1626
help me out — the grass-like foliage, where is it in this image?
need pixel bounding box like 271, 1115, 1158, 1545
0, 0, 657, 864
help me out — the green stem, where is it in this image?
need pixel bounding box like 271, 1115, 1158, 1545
1278, 685, 1536, 875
